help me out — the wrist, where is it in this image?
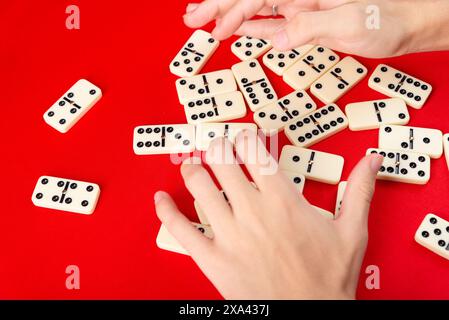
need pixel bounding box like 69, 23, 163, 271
403, 0, 449, 54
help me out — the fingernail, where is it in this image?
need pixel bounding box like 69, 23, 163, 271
154, 191, 166, 204
186, 3, 199, 13
370, 154, 384, 173
273, 29, 289, 49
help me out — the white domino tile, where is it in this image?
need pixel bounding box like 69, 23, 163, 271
284, 104, 348, 148
346, 98, 409, 131
279, 145, 344, 185
415, 213, 449, 260
169, 29, 219, 77
366, 148, 431, 185
183, 91, 247, 124
44, 79, 102, 133
133, 124, 196, 155
368, 64, 432, 109
378, 125, 443, 159
31, 176, 100, 215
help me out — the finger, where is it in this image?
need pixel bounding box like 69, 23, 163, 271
271, 8, 343, 51
205, 137, 256, 207
186, 3, 200, 13
235, 19, 286, 39
337, 154, 384, 229
234, 130, 294, 196
183, 0, 236, 29
181, 158, 234, 228
155, 191, 213, 258
212, 0, 268, 40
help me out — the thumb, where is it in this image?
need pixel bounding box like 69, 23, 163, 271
337, 154, 384, 229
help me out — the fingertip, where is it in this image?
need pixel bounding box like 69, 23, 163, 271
272, 29, 290, 51
369, 153, 384, 174
186, 3, 200, 13
154, 190, 168, 205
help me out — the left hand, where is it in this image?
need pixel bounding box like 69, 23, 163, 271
154, 130, 383, 299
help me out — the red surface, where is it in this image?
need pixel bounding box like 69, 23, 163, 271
1, 0, 449, 300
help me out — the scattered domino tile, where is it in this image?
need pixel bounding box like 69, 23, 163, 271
282, 171, 306, 193
133, 124, 196, 155
183, 91, 247, 124
232, 59, 278, 111
284, 104, 348, 148
262, 44, 314, 76
231, 36, 272, 61
283, 46, 340, 90
368, 64, 432, 109
366, 148, 431, 185
310, 57, 368, 104
415, 213, 449, 260
378, 125, 443, 159
312, 206, 334, 219
346, 98, 409, 131
195, 122, 257, 151
253, 90, 317, 135
43, 79, 102, 133
31, 176, 100, 215
334, 181, 347, 218
156, 223, 213, 255
169, 29, 220, 77
444, 134, 449, 170
279, 145, 344, 185
175, 69, 237, 104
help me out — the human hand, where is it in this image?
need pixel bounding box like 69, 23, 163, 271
154, 131, 384, 299
183, 0, 449, 58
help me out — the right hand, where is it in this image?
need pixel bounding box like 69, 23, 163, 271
183, 0, 436, 58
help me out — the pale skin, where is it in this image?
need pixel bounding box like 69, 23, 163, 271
155, 0, 449, 299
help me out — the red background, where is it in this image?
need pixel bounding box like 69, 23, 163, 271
1, 0, 448, 299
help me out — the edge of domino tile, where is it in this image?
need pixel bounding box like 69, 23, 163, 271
43, 79, 103, 134
156, 223, 213, 256
311, 205, 334, 219
444, 133, 449, 170
334, 181, 347, 218
414, 213, 449, 260
31, 175, 100, 215
378, 124, 444, 159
